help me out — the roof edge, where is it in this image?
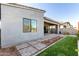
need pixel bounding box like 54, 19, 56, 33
44, 17, 60, 24
1, 3, 46, 13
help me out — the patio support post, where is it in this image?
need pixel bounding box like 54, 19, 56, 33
57, 24, 60, 34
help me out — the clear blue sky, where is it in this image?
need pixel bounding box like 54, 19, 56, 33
21, 3, 79, 28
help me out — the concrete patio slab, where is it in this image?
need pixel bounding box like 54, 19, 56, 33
44, 34, 63, 38
33, 43, 47, 50
28, 40, 40, 45
18, 46, 38, 56
16, 43, 30, 50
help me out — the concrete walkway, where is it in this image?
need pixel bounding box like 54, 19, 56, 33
16, 34, 63, 56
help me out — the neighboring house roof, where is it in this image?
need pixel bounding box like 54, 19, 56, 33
61, 22, 71, 25
61, 22, 72, 27
1, 3, 46, 13
44, 17, 60, 25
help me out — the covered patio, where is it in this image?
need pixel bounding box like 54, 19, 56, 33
44, 17, 60, 34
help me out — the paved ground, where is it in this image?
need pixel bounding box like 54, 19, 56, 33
16, 34, 63, 56
0, 34, 63, 56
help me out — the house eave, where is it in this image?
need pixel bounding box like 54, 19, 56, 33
44, 17, 60, 25
1, 3, 46, 13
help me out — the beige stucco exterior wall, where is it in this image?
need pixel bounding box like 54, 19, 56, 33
1, 4, 45, 48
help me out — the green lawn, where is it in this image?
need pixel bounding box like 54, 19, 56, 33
38, 36, 78, 56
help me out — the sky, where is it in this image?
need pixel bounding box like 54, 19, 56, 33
20, 3, 79, 29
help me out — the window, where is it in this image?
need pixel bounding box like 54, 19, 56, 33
60, 25, 64, 29
23, 18, 30, 32
23, 18, 37, 32
31, 20, 37, 32
50, 26, 56, 29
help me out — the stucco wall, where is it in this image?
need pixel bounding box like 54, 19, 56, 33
1, 4, 44, 48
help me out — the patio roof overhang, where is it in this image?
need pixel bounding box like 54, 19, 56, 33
44, 17, 60, 25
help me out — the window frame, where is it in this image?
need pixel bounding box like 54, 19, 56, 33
31, 19, 37, 32
23, 18, 37, 33
23, 18, 31, 32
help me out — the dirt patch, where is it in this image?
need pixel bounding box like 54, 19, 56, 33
41, 36, 63, 46
0, 46, 21, 56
